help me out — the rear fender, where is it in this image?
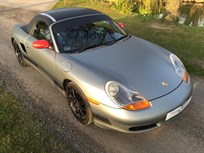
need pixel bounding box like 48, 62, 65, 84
11, 24, 30, 55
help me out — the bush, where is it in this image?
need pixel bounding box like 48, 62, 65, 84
112, 0, 134, 14
82, 0, 165, 15
91, 0, 134, 15
136, 0, 165, 15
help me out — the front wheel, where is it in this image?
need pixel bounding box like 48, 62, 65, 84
66, 82, 93, 124
12, 40, 26, 66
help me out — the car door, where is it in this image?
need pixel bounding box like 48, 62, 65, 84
25, 21, 56, 79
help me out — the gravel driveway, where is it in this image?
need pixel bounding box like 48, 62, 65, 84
0, 1, 204, 153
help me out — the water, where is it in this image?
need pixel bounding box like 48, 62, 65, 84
178, 3, 204, 27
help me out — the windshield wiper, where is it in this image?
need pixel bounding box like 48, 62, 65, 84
73, 35, 130, 53
77, 44, 105, 53
106, 35, 130, 46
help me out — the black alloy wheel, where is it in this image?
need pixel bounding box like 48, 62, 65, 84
66, 82, 93, 124
13, 40, 26, 66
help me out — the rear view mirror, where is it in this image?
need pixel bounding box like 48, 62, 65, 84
32, 40, 51, 49
118, 22, 124, 29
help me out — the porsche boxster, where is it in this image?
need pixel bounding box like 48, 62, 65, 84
11, 8, 193, 133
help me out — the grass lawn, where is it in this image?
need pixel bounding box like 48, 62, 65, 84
0, 86, 70, 153
54, 0, 204, 77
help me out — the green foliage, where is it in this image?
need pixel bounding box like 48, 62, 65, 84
138, 14, 153, 22
137, 0, 164, 15
85, 0, 134, 15
92, 0, 106, 2
112, 0, 134, 15
61, 0, 165, 15
138, 0, 151, 15
0, 87, 69, 152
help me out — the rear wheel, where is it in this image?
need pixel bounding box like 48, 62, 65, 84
66, 82, 93, 124
12, 40, 26, 66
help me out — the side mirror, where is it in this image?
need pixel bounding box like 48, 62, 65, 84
32, 40, 51, 49
118, 22, 124, 29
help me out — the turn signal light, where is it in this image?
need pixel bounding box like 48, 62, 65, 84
183, 71, 188, 83
123, 100, 151, 111
87, 97, 100, 105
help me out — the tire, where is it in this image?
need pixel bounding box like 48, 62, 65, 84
12, 40, 26, 66
66, 82, 93, 124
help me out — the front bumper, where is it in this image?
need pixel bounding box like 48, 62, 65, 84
91, 78, 193, 133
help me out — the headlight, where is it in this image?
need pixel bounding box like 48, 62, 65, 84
170, 54, 188, 82
105, 81, 151, 111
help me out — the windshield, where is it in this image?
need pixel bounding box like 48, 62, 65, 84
52, 18, 128, 53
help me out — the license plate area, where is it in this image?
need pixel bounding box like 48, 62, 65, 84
165, 96, 192, 121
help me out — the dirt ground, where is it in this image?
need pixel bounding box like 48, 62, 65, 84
0, 3, 204, 153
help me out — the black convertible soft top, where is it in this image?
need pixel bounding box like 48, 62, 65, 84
24, 8, 108, 34
45, 8, 104, 21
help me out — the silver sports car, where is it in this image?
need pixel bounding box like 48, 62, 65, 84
11, 8, 193, 133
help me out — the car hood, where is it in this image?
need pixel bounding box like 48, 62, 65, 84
71, 36, 182, 100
